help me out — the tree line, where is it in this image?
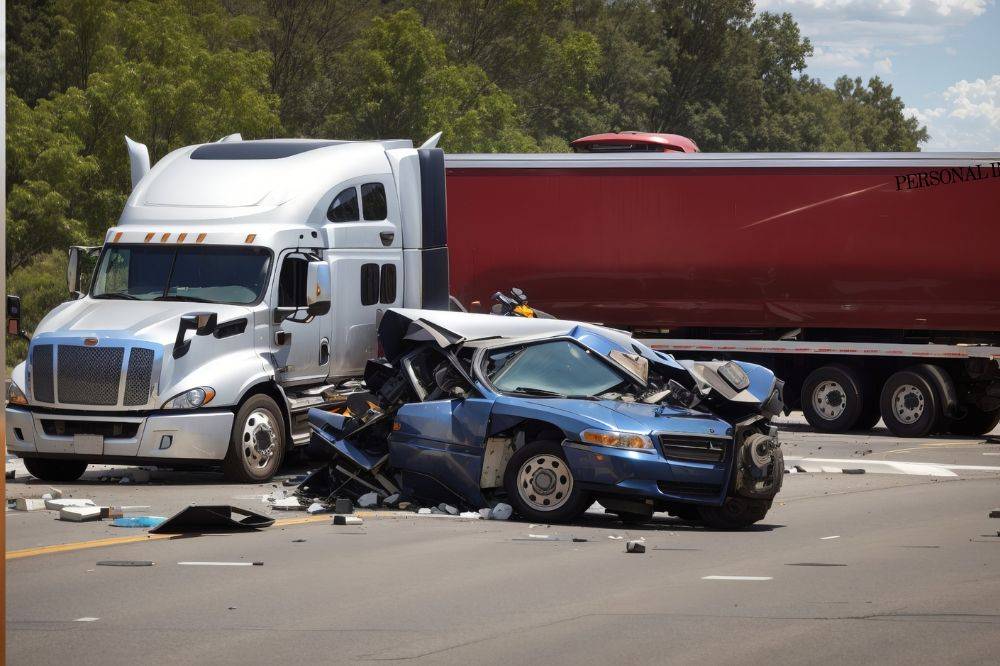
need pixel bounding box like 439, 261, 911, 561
5, 0, 927, 362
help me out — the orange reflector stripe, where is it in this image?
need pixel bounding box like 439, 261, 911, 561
160, 233, 170, 243
177, 233, 187, 243
113, 232, 123, 243
144, 232, 154, 243
245, 234, 256, 244
196, 233, 207, 243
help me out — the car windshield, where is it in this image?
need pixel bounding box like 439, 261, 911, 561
484, 339, 625, 397
91, 245, 271, 305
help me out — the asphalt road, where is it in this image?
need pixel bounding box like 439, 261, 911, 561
6, 416, 1000, 665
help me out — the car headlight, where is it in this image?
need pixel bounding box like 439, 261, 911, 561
718, 361, 750, 390
580, 428, 654, 451
162, 387, 216, 410
7, 382, 28, 406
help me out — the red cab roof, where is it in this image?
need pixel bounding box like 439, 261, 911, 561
571, 131, 699, 154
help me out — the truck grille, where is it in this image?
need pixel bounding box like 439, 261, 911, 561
30, 342, 157, 407
659, 435, 727, 463
32, 344, 55, 403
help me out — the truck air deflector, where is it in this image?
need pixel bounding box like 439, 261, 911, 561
417, 148, 447, 248
190, 140, 345, 160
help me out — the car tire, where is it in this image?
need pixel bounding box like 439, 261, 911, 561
22, 458, 88, 482
697, 498, 772, 530
947, 404, 1000, 437
223, 394, 286, 483
503, 440, 590, 523
800, 365, 866, 433
669, 505, 701, 522
880, 369, 942, 438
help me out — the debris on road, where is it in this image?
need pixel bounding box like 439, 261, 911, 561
150, 505, 274, 534
97, 560, 155, 567
358, 492, 379, 508
333, 515, 363, 525
439, 503, 459, 515
177, 561, 264, 566
60, 506, 102, 522
44, 498, 96, 511
270, 496, 304, 510
111, 516, 167, 528
14, 498, 46, 511
306, 502, 328, 514
459, 511, 482, 519
842, 468, 866, 474
989, 508, 1000, 519
490, 503, 512, 521
335, 498, 353, 514
5, 470, 14, 480
626, 540, 646, 553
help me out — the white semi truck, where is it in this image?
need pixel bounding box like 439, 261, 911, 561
5, 135, 451, 482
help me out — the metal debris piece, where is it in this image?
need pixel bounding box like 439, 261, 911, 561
150, 505, 274, 534
97, 560, 155, 567
626, 540, 646, 553
335, 498, 353, 514
333, 515, 364, 525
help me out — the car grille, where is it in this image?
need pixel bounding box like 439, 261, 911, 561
31, 342, 156, 407
659, 435, 727, 463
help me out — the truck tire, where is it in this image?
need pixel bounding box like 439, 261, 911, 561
697, 498, 772, 530
223, 394, 286, 483
880, 369, 942, 438
22, 458, 88, 482
503, 440, 590, 523
801, 365, 866, 432
947, 405, 1000, 437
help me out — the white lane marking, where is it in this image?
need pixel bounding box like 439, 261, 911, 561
786, 457, 957, 477
177, 561, 263, 566
702, 576, 773, 581
821, 535, 840, 540
75, 617, 100, 622
983, 453, 1000, 456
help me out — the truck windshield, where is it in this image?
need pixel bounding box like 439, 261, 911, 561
484, 340, 625, 398
91, 245, 271, 305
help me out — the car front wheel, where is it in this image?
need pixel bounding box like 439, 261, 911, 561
503, 440, 590, 522
698, 497, 772, 530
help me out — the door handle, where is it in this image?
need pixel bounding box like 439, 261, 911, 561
319, 338, 330, 365
379, 232, 395, 246
275, 330, 291, 346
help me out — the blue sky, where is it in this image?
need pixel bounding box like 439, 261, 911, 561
756, 0, 1000, 150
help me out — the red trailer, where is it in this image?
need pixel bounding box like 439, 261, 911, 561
444, 133, 1000, 437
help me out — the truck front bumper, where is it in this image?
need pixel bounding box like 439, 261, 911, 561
5, 407, 234, 462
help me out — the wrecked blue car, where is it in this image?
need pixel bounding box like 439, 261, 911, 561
305, 309, 784, 528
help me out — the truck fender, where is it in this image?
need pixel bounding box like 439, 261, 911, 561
912, 363, 959, 419
236, 380, 292, 443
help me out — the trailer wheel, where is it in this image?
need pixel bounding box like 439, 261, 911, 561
22, 458, 88, 482
697, 498, 772, 530
223, 394, 286, 482
503, 440, 590, 522
880, 370, 942, 438
947, 405, 1000, 437
800, 365, 866, 432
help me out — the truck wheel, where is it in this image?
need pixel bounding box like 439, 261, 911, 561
223, 395, 286, 483
503, 440, 590, 522
22, 458, 88, 482
880, 370, 942, 438
947, 405, 1000, 437
697, 498, 771, 530
801, 365, 866, 432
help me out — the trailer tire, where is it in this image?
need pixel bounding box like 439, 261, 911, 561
503, 440, 590, 523
697, 498, 772, 530
801, 365, 866, 433
223, 395, 286, 483
22, 458, 88, 482
947, 405, 1000, 437
880, 370, 942, 438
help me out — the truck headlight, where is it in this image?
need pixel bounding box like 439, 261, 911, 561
7, 382, 28, 406
162, 387, 216, 410
580, 428, 653, 451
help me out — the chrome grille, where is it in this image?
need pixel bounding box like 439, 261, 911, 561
32, 344, 55, 403
124, 348, 154, 406
659, 435, 727, 463
57, 346, 124, 406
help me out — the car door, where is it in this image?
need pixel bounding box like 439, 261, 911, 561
270, 251, 331, 386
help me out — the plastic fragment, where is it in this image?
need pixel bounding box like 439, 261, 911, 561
626, 540, 646, 553
358, 492, 379, 508
489, 503, 512, 520
333, 515, 363, 525
111, 516, 167, 528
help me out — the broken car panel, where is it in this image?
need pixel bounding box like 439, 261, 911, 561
306, 309, 784, 528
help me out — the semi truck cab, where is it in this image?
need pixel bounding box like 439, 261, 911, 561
6, 136, 450, 482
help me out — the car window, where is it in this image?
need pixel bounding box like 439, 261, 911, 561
484, 340, 624, 397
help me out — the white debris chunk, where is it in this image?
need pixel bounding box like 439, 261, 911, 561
45, 498, 96, 511
48, 487, 64, 499
306, 502, 328, 515
489, 503, 512, 520
271, 496, 304, 510
333, 515, 364, 525
60, 506, 103, 522
358, 492, 379, 508
478, 508, 492, 519
15, 498, 47, 511
438, 503, 459, 515
459, 511, 482, 519
417, 508, 432, 514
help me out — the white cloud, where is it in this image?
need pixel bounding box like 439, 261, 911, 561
874, 57, 893, 73
945, 46, 958, 55
906, 75, 1000, 149
756, 1, 992, 75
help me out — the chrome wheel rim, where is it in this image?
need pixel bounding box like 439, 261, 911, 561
516, 454, 572, 512
242, 409, 278, 470
892, 384, 925, 425
812, 380, 847, 421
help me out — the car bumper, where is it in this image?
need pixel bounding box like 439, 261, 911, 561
5, 407, 234, 462
561, 441, 731, 506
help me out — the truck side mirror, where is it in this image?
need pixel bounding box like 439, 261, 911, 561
173, 312, 218, 359
306, 261, 331, 316
67, 247, 80, 296
6, 295, 28, 340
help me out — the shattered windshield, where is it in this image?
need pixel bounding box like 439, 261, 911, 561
91, 245, 271, 305
484, 340, 625, 398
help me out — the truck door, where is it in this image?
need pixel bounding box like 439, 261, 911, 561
270, 250, 332, 386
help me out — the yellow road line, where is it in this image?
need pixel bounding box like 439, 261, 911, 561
6, 512, 376, 561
